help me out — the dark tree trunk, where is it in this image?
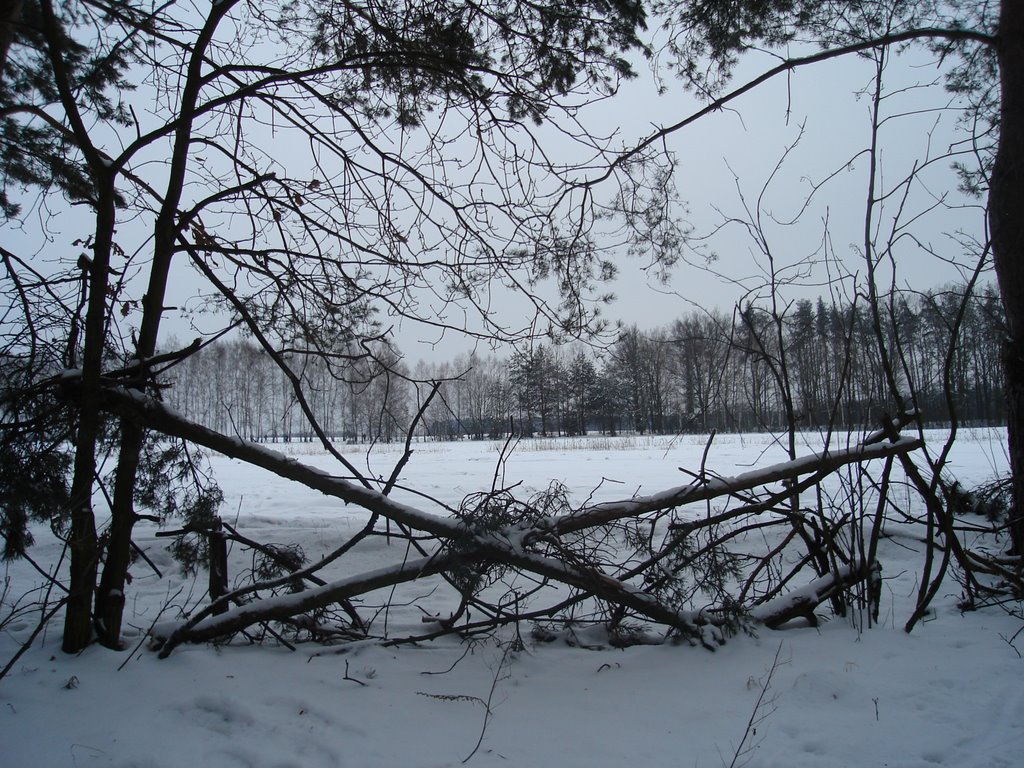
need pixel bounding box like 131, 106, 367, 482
94, 422, 144, 647
94, 218, 176, 647
990, 1, 1024, 554
0, 0, 22, 77
37, 0, 120, 653
63, 180, 118, 652
93, 0, 239, 648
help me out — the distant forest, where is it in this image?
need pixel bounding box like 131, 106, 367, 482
165, 284, 1006, 442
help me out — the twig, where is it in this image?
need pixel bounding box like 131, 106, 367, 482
420, 644, 473, 675
117, 586, 185, 672
383, 381, 440, 497
0, 596, 69, 684
343, 659, 368, 687
130, 540, 163, 579
727, 640, 785, 768
462, 643, 511, 763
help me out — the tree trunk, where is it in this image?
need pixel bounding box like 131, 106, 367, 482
62, 183, 117, 653
63, 385, 101, 653
990, 0, 1024, 555
93, 0, 240, 647
37, 0, 121, 652
0, 0, 22, 78
94, 422, 144, 647
94, 218, 176, 647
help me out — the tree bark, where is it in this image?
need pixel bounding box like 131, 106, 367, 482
990, 0, 1024, 554
0, 0, 22, 79
63, 195, 117, 651
93, 0, 240, 648
37, 0, 117, 654
749, 561, 880, 629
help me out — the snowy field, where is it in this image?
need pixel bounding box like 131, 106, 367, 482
2, 428, 1023, 767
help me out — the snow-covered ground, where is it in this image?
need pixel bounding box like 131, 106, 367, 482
2, 429, 1023, 767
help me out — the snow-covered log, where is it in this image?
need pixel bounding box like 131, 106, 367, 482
548, 439, 922, 536
85, 383, 921, 654
750, 561, 881, 629
94, 382, 921, 536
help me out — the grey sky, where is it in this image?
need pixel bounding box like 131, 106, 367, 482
389, 43, 989, 360
7, 29, 988, 365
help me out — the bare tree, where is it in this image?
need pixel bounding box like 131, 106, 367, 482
605, 0, 1021, 553
1, 0, 652, 651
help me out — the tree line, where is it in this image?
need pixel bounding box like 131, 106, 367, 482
165, 283, 1006, 442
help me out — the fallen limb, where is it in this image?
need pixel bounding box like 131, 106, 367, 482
92, 382, 920, 542
77, 383, 919, 655
152, 552, 462, 657
750, 561, 881, 629
547, 438, 922, 536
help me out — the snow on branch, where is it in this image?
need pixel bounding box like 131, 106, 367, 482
80, 382, 920, 654
549, 437, 922, 535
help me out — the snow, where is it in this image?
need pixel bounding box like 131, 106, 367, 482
2, 429, 1023, 767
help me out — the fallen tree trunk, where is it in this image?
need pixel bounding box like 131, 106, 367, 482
750, 561, 881, 629
81, 382, 923, 655
547, 438, 922, 536
93, 381, 921, 538
152, 553, 462, 656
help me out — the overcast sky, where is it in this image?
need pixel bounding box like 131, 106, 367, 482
7, 27, 989, 365
385, 42, 989, 360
